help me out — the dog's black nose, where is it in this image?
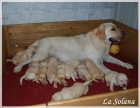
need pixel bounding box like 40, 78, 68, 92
123, 84, 126, 87
121, 31, 125, 36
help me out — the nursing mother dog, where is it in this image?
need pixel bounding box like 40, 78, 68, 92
13, 22, 133, 74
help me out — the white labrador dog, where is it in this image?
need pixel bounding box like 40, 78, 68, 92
14, 22, 133, 74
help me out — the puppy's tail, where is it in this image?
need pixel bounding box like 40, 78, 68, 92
51, 74, 55, 84
92, 77, 99, 82
70, 73, 76, 82
35, 76, 40, 83
56, 77, 61, 84
20, 75, 26, 85
84, 79, 93, 86
6, 59, 11, 62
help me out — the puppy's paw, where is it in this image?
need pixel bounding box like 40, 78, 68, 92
44, 82, 48, 85
13, 66, 22, 73
54, 85, 57, 88
119, 62, 133, 69
110, 88, 114, 92
123, 87, 127, 90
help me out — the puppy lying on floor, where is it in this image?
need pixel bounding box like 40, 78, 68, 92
83, 58, 104, 82
47, 57, 61, 88
20, 61, 39, 85
65, 60, 80, 82
51, 80, 92, 102
105, 71, 128, 92
7, 46, 36, 65
76, 63, 92, 81
57, 62, 67, 86
35, 60, 48, 85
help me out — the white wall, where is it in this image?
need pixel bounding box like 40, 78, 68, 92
2, 2, 115, 25
113, 2, 138, 29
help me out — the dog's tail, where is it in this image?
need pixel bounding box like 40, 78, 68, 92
29, 40, 40, 47
92, 77, 99, 82
56, 77, 61, 84
6, 59, 12, 62
35, 76, 40, 83
84, 79, 93, 86
70, 73, 76, 82
51, 74, 55, 84
20, 75, 26, 85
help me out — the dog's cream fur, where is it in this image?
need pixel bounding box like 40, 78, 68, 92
57, 62, 67, 86
105, 71, 128, 92
76, 63, 92, 81
35, 60, 48, 85
51, 80, 92, 102
47, 57, 60, 88
20, 61, 39, 85
7, 46, 36, 65
83, 58, 104, 82
14, 23, 133, 74
65, 60, 80, 82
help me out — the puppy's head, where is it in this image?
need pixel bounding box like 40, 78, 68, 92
39, 61, 47, 66
116, 73, 128, 88
95, 22, 125, 44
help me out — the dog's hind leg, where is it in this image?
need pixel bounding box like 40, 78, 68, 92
13, 53, 49, 73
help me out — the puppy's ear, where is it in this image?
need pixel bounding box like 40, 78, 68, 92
82, 61, 86, 65
115, 76, 119, 82
95, 25, 106, 41
58, 62, 62, 65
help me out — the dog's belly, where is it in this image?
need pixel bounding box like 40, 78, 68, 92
49, 46, 86, 62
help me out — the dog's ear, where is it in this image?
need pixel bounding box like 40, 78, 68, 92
95, 25, 106, 41
115, 76, 119, 82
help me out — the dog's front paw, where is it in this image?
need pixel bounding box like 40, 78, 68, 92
54, 85, 57, 88
119, 62, 134, 69
110, 88, 114, 92
13, 66, 22, 73
122, 63, 133, 69
123, 87, 127, 90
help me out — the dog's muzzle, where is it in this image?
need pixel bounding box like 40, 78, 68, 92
109, 31, 125, 44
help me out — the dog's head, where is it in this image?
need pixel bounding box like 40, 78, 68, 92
116, 73, 128, 88
95, 22, 125, 44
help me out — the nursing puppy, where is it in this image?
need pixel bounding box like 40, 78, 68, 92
51, 80, 92, 102
83, 58, 104, 82
35, 60, 48, 85
105, 71, 128, 92
22, 46, 36, 60
65, 60, 80, 82
7, 54, 23, 66
14, 23, 133, 74
76, 63, 92, 81
7, 46, 36, 65
47, 57, 60, 88
57, 62, 67, 86
20, 61, 39, 85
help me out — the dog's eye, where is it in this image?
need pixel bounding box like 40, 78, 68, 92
120, 80, 123, 82
111, 28, 115, 31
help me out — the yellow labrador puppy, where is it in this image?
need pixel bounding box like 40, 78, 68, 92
83, 58, 104, 82
47, 57, 60, 88
105, 71, 128, 92
7, 46, 36, 65
35, 60, 48, 85
51, 80, 92, 102
20, 61, 39, 85
76, 63, 92, 81
14, 23, 133, 74
57, 62, 67, 86
65, 60, 80, 82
